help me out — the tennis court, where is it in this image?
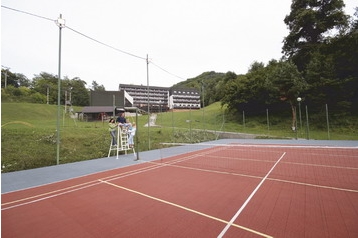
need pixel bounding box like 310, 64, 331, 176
2, 139, 358, 237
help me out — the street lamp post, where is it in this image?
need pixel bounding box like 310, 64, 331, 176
56, 14, 65, 165
201, 81, 206, 139
297, 97, 302, 135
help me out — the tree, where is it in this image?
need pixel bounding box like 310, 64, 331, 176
62, 77, 89, 106
268, 61, 307, 129
16, 73, 30, 87
283, 0, 349, 71
31, 73, 89, 106
221, 60, 307, 129
91, 81, 105, 91
31, 72, 59, 104
220, 75, 243, 115
221, 62, 272, 115
213, 72, 237, 103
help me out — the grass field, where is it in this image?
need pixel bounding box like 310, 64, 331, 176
1, 102, 357, 172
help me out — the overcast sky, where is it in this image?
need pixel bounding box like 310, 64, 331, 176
1, 0, 357, 91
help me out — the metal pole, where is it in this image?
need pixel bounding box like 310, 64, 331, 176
63, 90, 67, 126
202, 82, 206, 138
298, 101, 302, 134
160, 104, 162, 125
189, 106, 192, 143
243, 110, 245, 130
306, 105, 310, 140
65, 90, 67, 115
135, 108, 139, 160
266, 108, 269, 132
112, 95, 115, 118
326, 104, 330, 140
4, 70, 8, 88
223, 110, 225, 129
295, 107, 298, 140
46, 86, 49, 104
56, 14, 65, 165
172, 108, 175, 143
146, 54, 150, 150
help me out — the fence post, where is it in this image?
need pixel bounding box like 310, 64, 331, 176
172, 109, 175, 143
326, 104, 330, 140
295, 107, 298, 140
243, 110, 245, 131
266, 109, 269, 133
135, 108, 139, 160
305, 105, 310, 140
189, 107, 192, 143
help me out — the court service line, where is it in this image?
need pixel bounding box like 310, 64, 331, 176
99, 179, 273, 238
217, 152, 287, 238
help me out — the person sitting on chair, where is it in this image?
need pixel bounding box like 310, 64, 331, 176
116, 112, 127, 124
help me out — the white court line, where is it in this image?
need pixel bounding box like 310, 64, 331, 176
161, 142, 358, 150
1, 181, 101, 211
217, 152, 287, 238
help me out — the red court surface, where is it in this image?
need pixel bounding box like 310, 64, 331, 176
2, 144, 358, 237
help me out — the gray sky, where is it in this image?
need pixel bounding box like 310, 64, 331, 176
1, 0, 357, 91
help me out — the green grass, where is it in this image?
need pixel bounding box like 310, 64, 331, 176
1, 102, 357, 172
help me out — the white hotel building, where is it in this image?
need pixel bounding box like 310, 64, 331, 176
119, 84, 201, 112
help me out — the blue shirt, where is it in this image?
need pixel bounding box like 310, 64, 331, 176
116, 116, 126, 123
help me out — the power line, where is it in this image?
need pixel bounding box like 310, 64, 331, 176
2, 5, 145, 61
65, 27, 186, 79
150, 61, 186, 80
1, 5, 54, 22
2, 5, 186, 81
65, 26, 147, 61
66, 26, 186, 80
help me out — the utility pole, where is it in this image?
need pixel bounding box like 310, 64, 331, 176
56, 14, 65, 165
4, 70, 8, 88
46, 86, 50, 104
1, 65, 10, 88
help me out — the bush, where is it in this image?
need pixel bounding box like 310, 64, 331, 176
30, 92, 46, 104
